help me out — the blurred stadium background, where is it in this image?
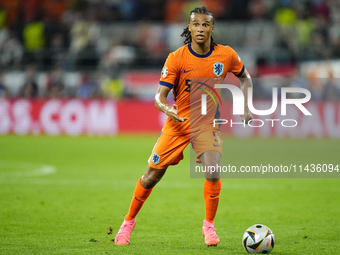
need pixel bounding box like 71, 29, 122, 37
0, 0, 339, 137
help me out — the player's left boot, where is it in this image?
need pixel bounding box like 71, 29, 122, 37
114, 218, 136, 245
202, 219, 220, 247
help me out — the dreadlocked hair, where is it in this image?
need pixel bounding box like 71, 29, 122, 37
180, 6, 216, 45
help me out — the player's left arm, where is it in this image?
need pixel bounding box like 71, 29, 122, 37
238, 68, 253, 124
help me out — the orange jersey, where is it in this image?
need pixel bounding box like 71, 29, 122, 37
159, 43, 244, 135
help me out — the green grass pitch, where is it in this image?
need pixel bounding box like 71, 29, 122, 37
0, 135, 339, 254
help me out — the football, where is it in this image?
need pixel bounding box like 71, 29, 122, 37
242, 224, 275, 254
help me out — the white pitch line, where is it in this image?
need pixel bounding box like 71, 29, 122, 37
0, 160, 57, 179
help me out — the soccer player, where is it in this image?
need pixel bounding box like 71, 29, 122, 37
114, 6, 253, 247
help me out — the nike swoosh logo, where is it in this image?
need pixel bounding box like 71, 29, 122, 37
210, 195, 219, 198
135, 197, 143, 202
184, 69, 194, 73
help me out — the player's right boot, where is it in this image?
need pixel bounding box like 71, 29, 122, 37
202, 219, 220, 247
114, 218, 136, 245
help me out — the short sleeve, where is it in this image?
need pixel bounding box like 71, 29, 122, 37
229, 48, 245, 77
159, 52, 179, 89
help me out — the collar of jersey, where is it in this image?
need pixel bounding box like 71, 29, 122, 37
188, 43, 213, 58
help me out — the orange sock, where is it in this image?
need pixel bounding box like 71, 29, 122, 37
125, 177, 153, 221
203, 179, 222, 223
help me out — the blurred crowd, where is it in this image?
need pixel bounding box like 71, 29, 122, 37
0, 0, 339, 100
0, 64, 123, 99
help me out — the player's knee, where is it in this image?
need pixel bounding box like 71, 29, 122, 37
201, 151, 221, 167
142, 175, 160, 188
141, 167, 166, 189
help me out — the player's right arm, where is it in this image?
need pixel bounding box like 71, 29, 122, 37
155, 85, 188, 122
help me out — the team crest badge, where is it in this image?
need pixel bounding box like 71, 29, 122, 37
152, 153, 160, 164
161, 66, 168, 78
213, 62, 224, 77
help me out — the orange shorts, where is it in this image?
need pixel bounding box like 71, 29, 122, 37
148, 128, 223, 169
